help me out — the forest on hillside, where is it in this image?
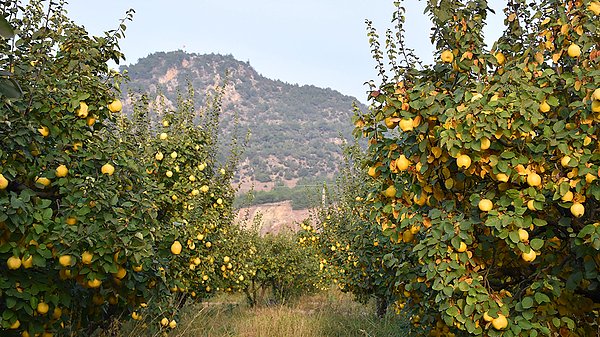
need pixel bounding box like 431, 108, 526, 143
120, 51, 366, 191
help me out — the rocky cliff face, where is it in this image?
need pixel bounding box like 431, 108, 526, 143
236, 201, 311, 235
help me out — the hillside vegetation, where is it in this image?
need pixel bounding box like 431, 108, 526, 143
120, 51, 366, 191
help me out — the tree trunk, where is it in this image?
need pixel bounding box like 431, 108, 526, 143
376, 296, 388, 318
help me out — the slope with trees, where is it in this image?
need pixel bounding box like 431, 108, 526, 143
121, 51, 367, 190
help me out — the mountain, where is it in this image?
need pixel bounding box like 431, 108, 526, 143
120, 51, 366, 193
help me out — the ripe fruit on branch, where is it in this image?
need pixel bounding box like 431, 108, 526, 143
589, 1, 600, 14
38, 125, 50, 137
101, 163, 115, 175
113, 267, 127, 279
522, 249, 537, 262
58, 255, 72, 267
36, 177, 51, 187
413, 192, 427, 206
561, 191, 574, 202
494, 52, 505, 65
567, 43, 581, 58
588, 1, 600, 15
491, 314, 508, 330
368, 166, 380, 178
52, 307, 62, 320
87, 278, 102, 288
518, 229, 529, 242
76, 102, 89, 118
399, 118, 414, 131
571, 202, 585, 217
456, 154, 471, 169
7, 256, 22, 270
441, 50, 454, 63
396, 155, 410, 171
527, 173, 541, 187
478, 199, 493, 212
37, 302, 49, 315
593, 88, 600, 101
480, 137, 491, 150
383, 185, 397, 198
539, 101, 550, 113
22, 256, 33, 268
82, 251, 93, 264
0, 173, 8, 189
108, 99, 122, 113
496, 173, 509, 182
586, 173, 597, 184
171, 241, 183, 255
56, 165, 68, 178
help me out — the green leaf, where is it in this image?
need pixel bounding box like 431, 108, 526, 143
0, 16, 14, 39
446, 306, 459, 316
578, 224, 596, 238
534, 292, 550, 304
530, 238, 544, 250
552, 317, 561, 328
500, 151, 515, 159
547, 96, 559, 106
521, 296, 534, 309
497, 160, 509, 173
508, 231, 520, 243
42, 208, 53, 220
0, 78, 22, 98
6, 297, 16, 309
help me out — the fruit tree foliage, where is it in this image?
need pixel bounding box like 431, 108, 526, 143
355, 0, 600, 336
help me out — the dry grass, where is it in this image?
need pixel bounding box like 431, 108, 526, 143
162, 290, 410, 337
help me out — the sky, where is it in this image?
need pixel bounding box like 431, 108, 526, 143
64, 0, 505, 103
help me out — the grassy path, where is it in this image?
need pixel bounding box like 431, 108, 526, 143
117, 290, 412, 337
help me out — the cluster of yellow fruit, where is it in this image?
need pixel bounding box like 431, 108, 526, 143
18, 100, 121, 192
483, 312, 508, 330
160, 317, 177, 329
6, 255, 33, 269
36, 99, 121, 138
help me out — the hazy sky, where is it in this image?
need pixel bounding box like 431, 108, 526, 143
65, 0, 505, 102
